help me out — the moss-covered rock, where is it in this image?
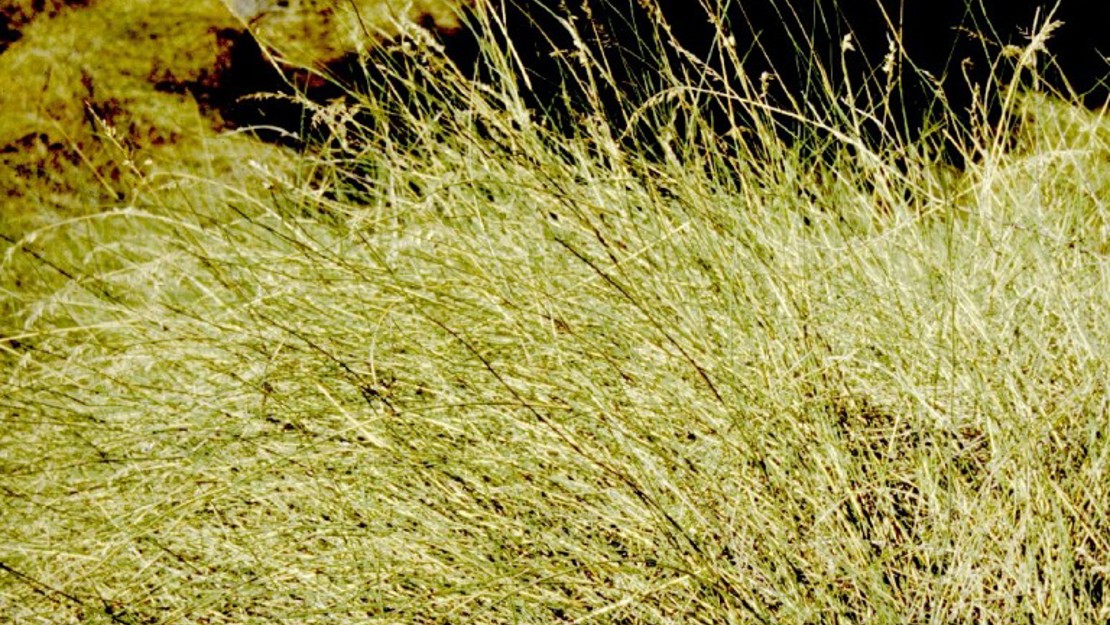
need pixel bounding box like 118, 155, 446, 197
0, 0, 478, 235
0, 0, 91, 52
0, 0, 290, 232
226, 0, 463, 68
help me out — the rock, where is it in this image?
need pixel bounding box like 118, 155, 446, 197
0, 0, 290, 231
0, 0, 484, 235
0, 0, 91, 53
201, 1, 479, 148
224, 0, 464, 68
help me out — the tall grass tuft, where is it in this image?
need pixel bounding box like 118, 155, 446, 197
2, 4, 1109, 623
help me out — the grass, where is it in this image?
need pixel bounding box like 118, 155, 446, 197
2, 5, 1110, 624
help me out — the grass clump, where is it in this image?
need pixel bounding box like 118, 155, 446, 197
3, 6, 1110, 624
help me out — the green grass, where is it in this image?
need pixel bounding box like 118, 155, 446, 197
3, 9, 1110, 624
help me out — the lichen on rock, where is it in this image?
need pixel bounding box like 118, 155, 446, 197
222, 0, 465, 68
0, 0, 289, 231
0, 0, 480, 234
0, 0, 91, 52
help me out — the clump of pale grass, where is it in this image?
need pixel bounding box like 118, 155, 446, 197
2, 7, 1109, 625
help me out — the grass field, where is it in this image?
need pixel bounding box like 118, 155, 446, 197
2, 5, 1110, 623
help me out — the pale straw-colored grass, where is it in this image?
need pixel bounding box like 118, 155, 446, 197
2, 7, 1108, 624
